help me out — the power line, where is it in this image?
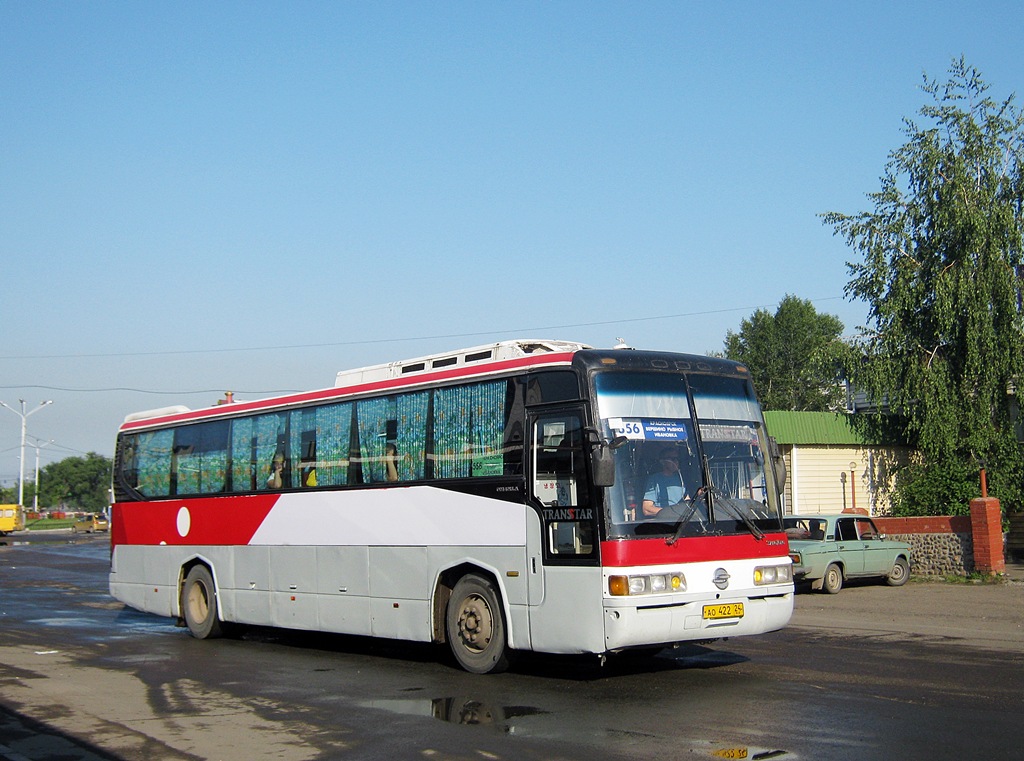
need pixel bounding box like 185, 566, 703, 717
0, 296, 847, 361
0, 385, 298, 396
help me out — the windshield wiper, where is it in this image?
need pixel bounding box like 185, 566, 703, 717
711, 489, 765, 540
665, 488, 709, 546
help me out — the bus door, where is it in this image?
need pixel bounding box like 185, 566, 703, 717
530, 409, 595, 557
526, 408, 604, 651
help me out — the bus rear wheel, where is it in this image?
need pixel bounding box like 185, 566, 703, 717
182, 565, 225, 639
446, 575, 511, 674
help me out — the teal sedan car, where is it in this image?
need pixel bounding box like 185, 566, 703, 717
784, 514, 911, 594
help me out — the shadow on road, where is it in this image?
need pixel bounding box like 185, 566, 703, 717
0, 702, 123, 761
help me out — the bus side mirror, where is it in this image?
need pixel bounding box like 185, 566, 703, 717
592, 435, 628, 487
768, 435, 787, 489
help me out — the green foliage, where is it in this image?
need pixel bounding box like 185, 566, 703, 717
37, 453, 113, 512
890, 460, 979, 516
823, 58, 1024, 514
724, 294, 846, 411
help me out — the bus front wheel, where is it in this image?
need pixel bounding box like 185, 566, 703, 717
182, 565, 225, 639
446, 575, 511, 674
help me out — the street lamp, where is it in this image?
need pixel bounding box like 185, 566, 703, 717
32, 439, 55, 512
0, 400, 53, 507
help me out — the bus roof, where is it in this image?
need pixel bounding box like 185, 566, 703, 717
333, 339, 591, 388
119, 339, 591, 431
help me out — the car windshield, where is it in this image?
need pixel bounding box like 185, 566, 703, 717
595, 371, 783, 540
784, 517, 827, 541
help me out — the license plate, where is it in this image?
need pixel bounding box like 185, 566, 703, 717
703, 602, 744, 620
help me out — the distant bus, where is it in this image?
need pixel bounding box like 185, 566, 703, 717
109, 340, 793, 673
0, 504, 25, 535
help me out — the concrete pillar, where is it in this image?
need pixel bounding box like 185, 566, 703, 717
969, 497, 1005, 575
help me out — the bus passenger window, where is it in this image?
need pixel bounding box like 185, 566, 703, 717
255, 414, 288, 490
135, 430, 173, 498
300, 429, 317, 487
267, 450, 286, 489
384, 442, 399, 482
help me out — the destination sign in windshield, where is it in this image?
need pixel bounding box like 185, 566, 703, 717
607, 417, 689, 441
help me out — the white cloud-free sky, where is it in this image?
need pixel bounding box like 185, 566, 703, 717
2, 1, 1022, 478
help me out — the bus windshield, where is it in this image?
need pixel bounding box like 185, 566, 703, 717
594, 371, 783, 540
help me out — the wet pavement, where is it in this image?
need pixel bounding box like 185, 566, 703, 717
2, 532, 1023, 760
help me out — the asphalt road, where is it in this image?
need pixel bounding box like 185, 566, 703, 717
2, 532, 1023, 761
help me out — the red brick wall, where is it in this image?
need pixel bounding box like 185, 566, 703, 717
873, 502, 1004, 576
874, 516, 971, 534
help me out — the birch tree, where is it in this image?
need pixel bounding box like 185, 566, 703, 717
823, 58, 1024, 514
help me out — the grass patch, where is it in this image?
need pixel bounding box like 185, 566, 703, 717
26, 518, 76, 531
940, 572, 1005, 584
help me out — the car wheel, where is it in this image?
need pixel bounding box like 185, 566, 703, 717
446, 574, 511, 674
886, 557, 910, 587
181, 565, 225, 639
822, 563, 843, 594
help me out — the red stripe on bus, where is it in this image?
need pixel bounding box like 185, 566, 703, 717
600, 533, 789, 566
120, 352, 578, 431
110, 494, 279, 547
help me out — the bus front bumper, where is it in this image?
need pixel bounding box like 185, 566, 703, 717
602, 590, 793, 651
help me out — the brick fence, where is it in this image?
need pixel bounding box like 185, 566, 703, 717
872, 497, 1005, 577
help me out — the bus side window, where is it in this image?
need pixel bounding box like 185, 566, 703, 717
535, 419, 582, 507
135, 429, 173, 497
301, 431, 317, 487
256, 413, 289, 490
290, 408, 318, 488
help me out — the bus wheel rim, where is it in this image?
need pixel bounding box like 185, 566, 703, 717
457, 594, 492, 653
188, 582, 210, 623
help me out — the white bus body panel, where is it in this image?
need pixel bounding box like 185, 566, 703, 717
529, 566, 607, 654
110, 487, 536, 646
109, 486, 792, 655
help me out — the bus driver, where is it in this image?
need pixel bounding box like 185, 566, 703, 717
641, 448, 689, 518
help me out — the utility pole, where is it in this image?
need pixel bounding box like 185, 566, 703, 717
0, 400, 53, 507
32, 439, 55, 512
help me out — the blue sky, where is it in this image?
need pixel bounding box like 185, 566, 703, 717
2, 1, 1023, 478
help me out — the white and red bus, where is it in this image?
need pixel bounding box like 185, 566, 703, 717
109, 340, 793, 673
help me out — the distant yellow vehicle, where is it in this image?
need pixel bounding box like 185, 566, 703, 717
72, 514, 109, 533
0, 504, 25, 535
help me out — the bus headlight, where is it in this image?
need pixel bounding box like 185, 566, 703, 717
754, 564, 792, 585
608, 572, 686, 596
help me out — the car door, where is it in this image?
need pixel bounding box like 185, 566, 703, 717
857, 518, 893, 575
834, 517, 866, 575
